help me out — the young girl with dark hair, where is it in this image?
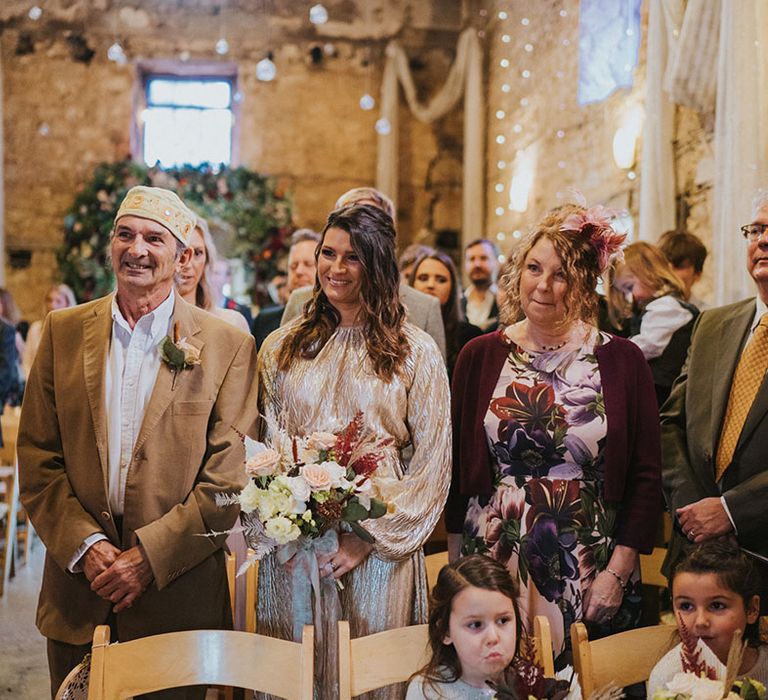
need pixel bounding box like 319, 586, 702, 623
406, 554, 523, 699
647, 541, 768, 695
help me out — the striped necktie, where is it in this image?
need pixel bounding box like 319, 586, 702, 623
715, 313, 768, 481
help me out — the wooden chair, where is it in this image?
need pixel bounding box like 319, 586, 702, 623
337, 615, 556, 698
244, 555, 258, 634
0, 464, 19, 596
532, 615, 555, 678
338, 621, 430, 699
86, 624, 314, 700
424, 550, 448, 588
571, 621, 678, 697
640, 547, 669, 589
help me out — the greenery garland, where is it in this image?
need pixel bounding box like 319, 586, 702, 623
58, 160, 294, 302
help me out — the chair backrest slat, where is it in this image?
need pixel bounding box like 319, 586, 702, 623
571, 622, 678, 697
87, 625, 313, 700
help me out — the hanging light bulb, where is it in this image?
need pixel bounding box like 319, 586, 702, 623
256, 52, 277, 81
309, 4, 329, 25
107, 41, 127, 64
359, 94, 375, 111
28, 5, 43, 20
215, 38, 229, 55
375, 117, 391, 135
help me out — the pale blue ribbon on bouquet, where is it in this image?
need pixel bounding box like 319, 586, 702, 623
276, 529, 341, 645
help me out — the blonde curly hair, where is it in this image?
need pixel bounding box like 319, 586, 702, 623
498, 204, 603, 327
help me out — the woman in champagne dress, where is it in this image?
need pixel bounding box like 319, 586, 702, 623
256, 204, 451, 698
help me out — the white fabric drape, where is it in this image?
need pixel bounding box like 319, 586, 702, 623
640, 0, 768, 305
376, 28, 485, 245
712, 1, 768, 304
663, 0, 720, 113
638, 0, 679, 241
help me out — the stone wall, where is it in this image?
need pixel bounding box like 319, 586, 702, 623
484, 0, 716, 304
1, 0, 469, 319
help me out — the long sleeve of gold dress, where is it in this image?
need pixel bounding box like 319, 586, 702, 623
255, 323, 451, 699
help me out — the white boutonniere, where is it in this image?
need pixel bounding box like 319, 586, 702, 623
159, 321, 200, 387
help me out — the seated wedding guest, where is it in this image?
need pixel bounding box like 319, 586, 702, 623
22, 284, 77, 377
281, 187, 446, 361
0, 287, 25, 405
612, 242, 698, 405
209, 258, 253, 328
0, 312, 19, 446
399, 242, 434, 283
253, 228, 320, 349
446, 202, 662, 665
462, 239, 500, 331
406, 554, 522, 700
409, 250, 481, 379
647, 541, 768, 696
176, 217, 250, 333
658, 229, 709, 310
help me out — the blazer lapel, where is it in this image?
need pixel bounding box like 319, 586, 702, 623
710, 300, 755, 453
82, 296, 114, 492
132, 297, 203, 458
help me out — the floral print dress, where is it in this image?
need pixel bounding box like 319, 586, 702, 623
461, 332, 641, 665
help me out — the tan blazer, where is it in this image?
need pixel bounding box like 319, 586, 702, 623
18, 294, 258, 645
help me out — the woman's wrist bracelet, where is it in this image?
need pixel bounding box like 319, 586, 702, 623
605, 567, 627, 590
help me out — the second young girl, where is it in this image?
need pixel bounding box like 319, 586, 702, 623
647, 541, 768, 697
406, 554, 522, 699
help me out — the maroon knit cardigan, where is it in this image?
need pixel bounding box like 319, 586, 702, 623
445, 330, 662, 553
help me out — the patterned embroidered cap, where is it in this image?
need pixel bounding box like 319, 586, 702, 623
114, 186, 196, 246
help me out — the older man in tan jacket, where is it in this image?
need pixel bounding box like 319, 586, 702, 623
18, 187, 257, 699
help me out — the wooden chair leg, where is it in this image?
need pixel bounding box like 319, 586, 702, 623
0, 466, 19, 596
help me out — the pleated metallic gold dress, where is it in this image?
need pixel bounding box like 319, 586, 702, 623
255, 323, 451, 699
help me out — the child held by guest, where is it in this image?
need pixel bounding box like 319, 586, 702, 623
610, 242, 698, 405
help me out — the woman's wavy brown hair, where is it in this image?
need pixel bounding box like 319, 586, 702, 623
498, 204, 602, 327
412, 554, 523, 692
276, 204, 408, 381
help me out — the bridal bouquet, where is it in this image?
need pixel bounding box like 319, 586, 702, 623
220, 411, 393, 571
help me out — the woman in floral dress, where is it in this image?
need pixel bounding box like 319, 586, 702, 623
446, 202, 662, 666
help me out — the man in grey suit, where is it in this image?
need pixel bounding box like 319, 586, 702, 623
281, 187, 446, 361
661, 189, 768, 607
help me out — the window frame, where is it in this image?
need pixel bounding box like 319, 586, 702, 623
132, 60, 240, 168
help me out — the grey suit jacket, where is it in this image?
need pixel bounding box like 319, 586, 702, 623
280, 284, 447, 362
660, 297, 768, 568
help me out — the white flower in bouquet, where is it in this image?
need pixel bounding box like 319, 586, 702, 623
238, 481, 263, 514
265, 480, 294, 516
306, 431, 337, 451
274, 474, 311, 514
264, 516, 301, 545
660, 673, 737, 700
245, 447, 282, 477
